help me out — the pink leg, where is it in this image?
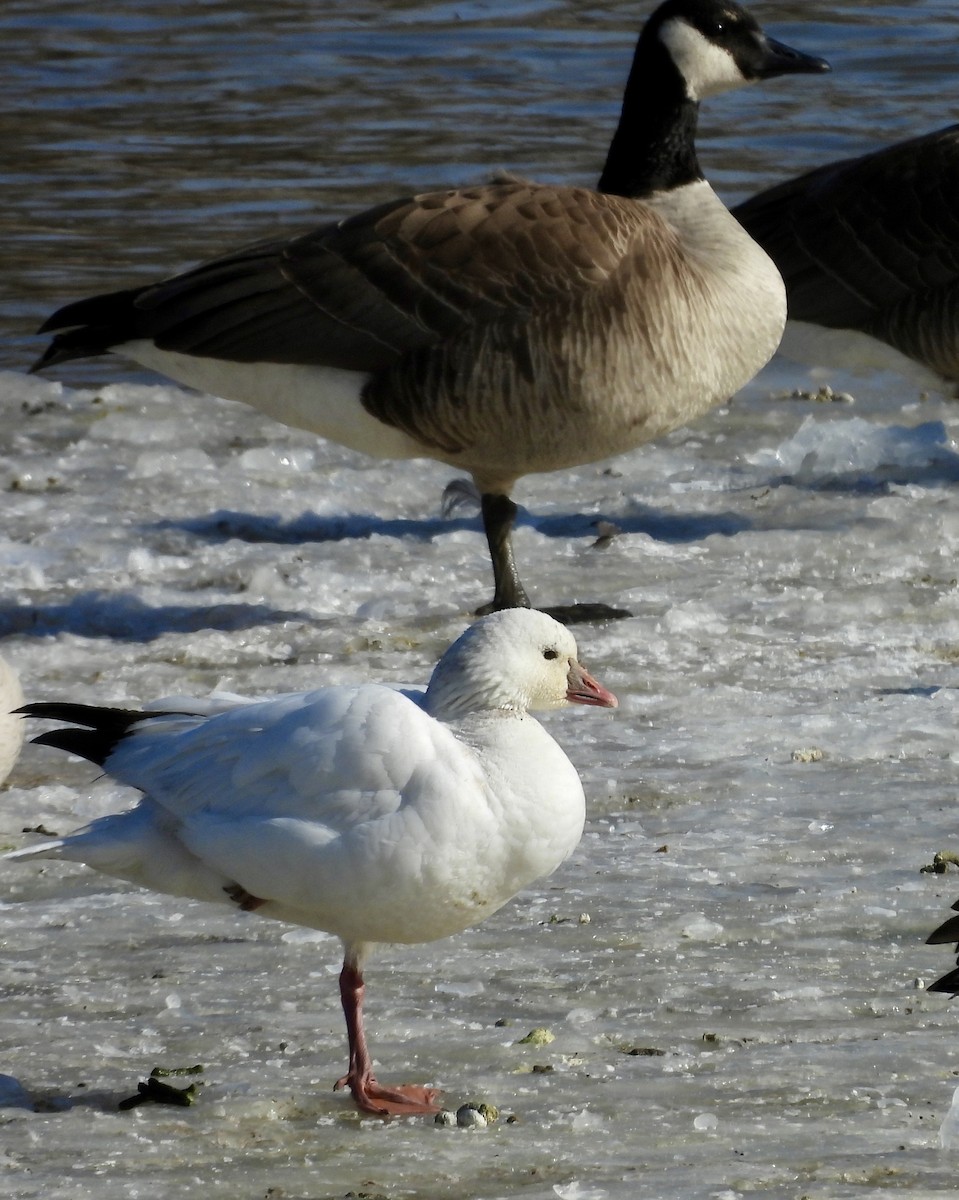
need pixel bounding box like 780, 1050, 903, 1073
333, 957, 441, 1117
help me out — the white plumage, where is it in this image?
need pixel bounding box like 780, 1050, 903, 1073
8, 609, 617, 1116
0, 656, 24, 787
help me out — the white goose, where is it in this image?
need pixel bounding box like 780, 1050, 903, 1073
0, 656, 24, 787
8, 609, 617, 1117
31, 0, 827, 618
927, 886, 959, 994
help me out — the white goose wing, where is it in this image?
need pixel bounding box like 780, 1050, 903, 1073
109, 684, 490, 919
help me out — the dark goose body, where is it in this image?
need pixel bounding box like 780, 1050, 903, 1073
734, 125, 959, 392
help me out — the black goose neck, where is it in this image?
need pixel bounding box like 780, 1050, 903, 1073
597, 30, 703, 199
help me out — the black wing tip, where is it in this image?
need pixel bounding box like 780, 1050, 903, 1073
927, 970, 959, 995
17, 701, 141, 725
30, 331, 117, 373
31, 284, 150, 370
19, 702, 147, 768
29, 341, 72, 374
927, 911, 959, 945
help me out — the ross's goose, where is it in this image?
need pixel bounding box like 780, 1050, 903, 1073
8, 609, 617, 1117
0, 656, 24, 787
31, 0, 827, 619
733, 126, 959, 392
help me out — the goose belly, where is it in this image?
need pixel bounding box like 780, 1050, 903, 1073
123, 340, 426, 461
423, 265, 788, 484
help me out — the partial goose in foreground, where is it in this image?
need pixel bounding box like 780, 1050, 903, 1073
927, 892, 959, 993
7, 609, 617, 1117
0, 657, 24, 787
733, 126, 959, 393
31, 0, 827, 618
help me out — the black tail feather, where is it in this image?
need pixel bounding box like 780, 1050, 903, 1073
30, 331, 118, 374
31, 284, 149, 372
18, 702, 147, 767
927, 912, 959, 945
928, 968, 959, 995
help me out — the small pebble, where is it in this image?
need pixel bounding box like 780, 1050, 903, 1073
456, 1104, 487, 1128
791, 747, 823, 763
434, 1109, 457, 1126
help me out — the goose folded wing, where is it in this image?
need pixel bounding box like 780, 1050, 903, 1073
105, 684, 488, 907
41, 182, 643, 375
734, 125, 959, 330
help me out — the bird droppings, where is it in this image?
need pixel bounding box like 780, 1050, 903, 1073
590, 521, 621, 550
117, 1068, 203, 1110
20, 823, 59, 837
545, 912, 591, 925
515, 1028, 555, 1046
782, 385, 855, 404
920, 850, 959, 874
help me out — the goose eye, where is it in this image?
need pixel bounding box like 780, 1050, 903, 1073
542, 648, 559, 661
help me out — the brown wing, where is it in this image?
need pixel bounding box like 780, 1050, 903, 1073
37, 182, 642, 377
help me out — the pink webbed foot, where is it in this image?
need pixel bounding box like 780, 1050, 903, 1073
335, 953, 440, 1116
334, 1071, 441, 1117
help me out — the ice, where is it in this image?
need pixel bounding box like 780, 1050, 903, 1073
747, 415, 959, 486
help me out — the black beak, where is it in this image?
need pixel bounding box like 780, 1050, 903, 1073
756, 35, 830, 80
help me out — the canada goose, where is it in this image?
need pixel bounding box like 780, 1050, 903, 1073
733, 126, 959, 393
31, 0, 827, 618
8, 609, 617, 1117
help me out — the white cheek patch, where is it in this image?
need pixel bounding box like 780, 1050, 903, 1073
659, 17, 749, 101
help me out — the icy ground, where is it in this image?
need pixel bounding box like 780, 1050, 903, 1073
2, 357, 959, 1198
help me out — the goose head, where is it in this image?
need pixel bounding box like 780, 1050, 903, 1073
600, 0, 827, 200
647, 0, 829, 102
425, 609, 618, 720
